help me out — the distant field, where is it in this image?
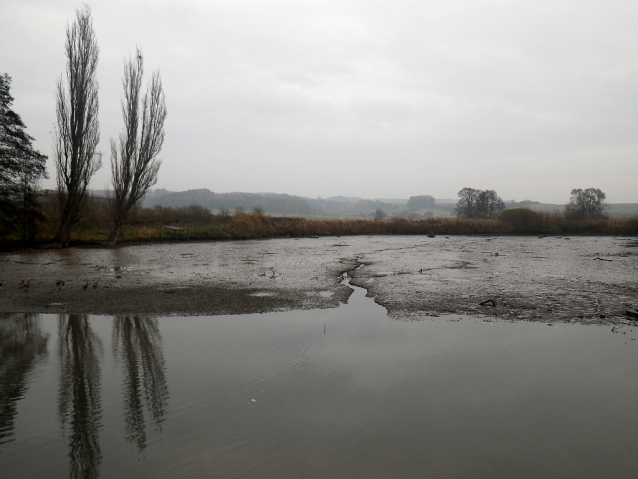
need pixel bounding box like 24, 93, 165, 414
524, 203, 638, 218
606, 203, 638, 218
525, 203, 565, 213
419, 208, 454, 218
293, 203, 638, 220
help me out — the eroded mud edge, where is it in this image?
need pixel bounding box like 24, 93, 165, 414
348, 257, 638, 326
0, 261, 359, 317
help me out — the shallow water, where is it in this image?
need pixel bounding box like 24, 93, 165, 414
1, 278, 637, 478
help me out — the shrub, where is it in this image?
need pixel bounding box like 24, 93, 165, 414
498, 208, 558, 234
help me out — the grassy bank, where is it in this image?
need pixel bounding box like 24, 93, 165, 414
1, 203, 636, 249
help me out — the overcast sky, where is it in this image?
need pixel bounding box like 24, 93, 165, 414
1, 0, 637, 203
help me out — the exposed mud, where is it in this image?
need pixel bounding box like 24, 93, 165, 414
348, 235, 638, 324
0, 239, 356, 316
1, 236, 637, 323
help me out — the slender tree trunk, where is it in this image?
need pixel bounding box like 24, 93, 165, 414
55, 192, 78, 247
55, 202, 72, 247
56, 220, 72, 247
108, 222, 122, 245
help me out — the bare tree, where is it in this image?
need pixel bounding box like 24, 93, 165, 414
109, 48, 166, 244
476, 189, 505, 219
565, 188, 607, 219
54, 5, 101, 247
455, 188, 504, 219
454, 187, 480, 218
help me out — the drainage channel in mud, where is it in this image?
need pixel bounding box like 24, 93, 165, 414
1, 271, 638, 478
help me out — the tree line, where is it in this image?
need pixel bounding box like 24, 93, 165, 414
0, 5, 166, 246
453, 187, 609, 220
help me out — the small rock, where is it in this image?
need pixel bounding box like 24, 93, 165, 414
479, 298, 496, 307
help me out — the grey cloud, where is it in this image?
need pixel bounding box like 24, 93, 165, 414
1, 0, 636, 202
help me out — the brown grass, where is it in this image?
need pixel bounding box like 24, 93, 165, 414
1, 204, 637, 249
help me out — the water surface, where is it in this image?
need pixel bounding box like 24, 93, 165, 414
1, 279, 637, 478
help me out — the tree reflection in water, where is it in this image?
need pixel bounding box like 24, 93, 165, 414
113, 316, 168, 451
0, 314, 49, 446
58, 315, 102, 479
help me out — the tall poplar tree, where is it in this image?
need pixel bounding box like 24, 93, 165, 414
109, 49, 166, 244
54, 5, 101, 247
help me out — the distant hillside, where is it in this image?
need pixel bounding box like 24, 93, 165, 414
509, 202, 638, 218
144, 189, 315, 215
142, 189, 464, 218
504, 200, 542, 209
140, 189, 638, 219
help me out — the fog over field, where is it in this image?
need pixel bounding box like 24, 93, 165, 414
1, 0, 637, 203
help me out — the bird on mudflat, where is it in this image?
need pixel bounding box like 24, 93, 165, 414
82, 281, 89, 290
55, 280, 65, 290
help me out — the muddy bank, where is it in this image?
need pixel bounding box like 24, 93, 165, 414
0, 239, 356, 316
349, 236, 638, 324
1, 236, 637, 323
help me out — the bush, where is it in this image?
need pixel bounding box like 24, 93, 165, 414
230, 212, 276, 238
498, 208, 558, 234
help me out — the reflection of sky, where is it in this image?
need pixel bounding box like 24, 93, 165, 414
157, 287, 638, 478
1, 295, 638, 477
1, 1, 637, 202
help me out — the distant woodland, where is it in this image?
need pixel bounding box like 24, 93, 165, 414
137, 188, 638, 220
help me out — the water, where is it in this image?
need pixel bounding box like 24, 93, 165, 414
1, 278, 637, 478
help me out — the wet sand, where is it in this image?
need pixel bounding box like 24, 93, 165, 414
1, 236, 637, 322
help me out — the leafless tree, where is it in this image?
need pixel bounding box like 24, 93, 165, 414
565, 188, 607, 219
54, 5, 101, 247
455, 187, 504, 219
476, 189, 505, 219
454, 187, 480, 218
109, 48, 166, 244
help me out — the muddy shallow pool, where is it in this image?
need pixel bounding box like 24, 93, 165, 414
1, 277, 637, 478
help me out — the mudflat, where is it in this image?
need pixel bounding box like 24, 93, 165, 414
1, 235, 637, 322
